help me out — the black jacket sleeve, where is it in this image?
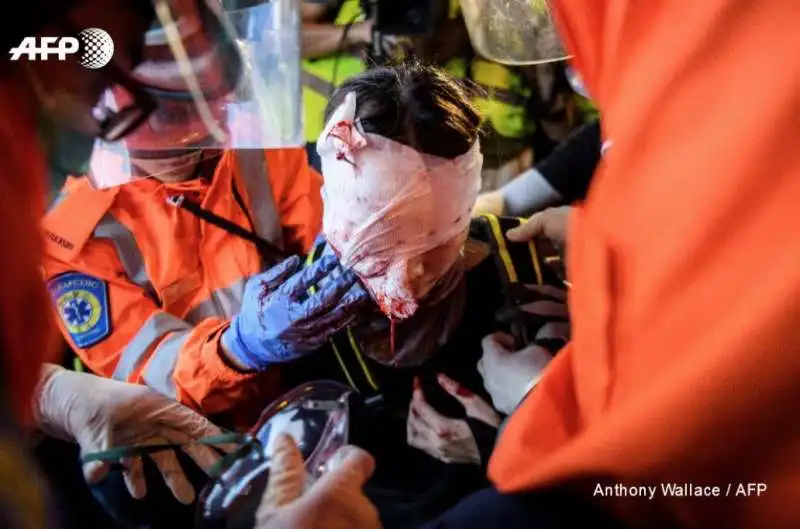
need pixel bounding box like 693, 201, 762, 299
535, 119, 602, 202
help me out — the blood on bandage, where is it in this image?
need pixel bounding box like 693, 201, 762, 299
327, 119, 365, 168
318, 91, 483, 323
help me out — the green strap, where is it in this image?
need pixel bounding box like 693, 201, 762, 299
81, 432, 253, 464
207, 442, 263, 476
72, 357, 85, 373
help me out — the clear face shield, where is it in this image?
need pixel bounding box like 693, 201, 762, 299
197, 381, 353, 529
88, 0, 302, 189
458, 0, 569, 65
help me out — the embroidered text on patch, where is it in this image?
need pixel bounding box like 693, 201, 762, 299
47, 272, 111, 348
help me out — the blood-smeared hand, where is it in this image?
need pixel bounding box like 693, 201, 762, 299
406, 375, 501, 465
255, 434, 380, 529
222, 255, 370, 371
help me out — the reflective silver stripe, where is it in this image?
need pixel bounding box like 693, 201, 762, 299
185, 277, 248, 324
301, 69, 335, 96
236, 150, 284, 250
48, 191, 69, 213
93, 213, 153, 293
142, 329, 191, 398
113, 312, 191, 381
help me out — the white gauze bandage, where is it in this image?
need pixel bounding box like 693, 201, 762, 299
317, 92, 483, 320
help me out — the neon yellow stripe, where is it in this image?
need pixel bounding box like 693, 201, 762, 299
306, 245, 361, 392
517, 217, 544, 286
528, 240, 544, 285
305, 246, 318, 294
330, 340, 358, 391
527, 240, 544, 285
485, 214, 518, 283
73, 357, 85, 373
346, 328, 378, 391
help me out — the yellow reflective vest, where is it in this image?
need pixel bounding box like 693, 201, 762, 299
303, 0, 540, 152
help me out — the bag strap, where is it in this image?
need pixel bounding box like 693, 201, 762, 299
80, 432, 249, 463
473, 214, 547, 289
472, 214, 567, 348
81, 432, 258, 477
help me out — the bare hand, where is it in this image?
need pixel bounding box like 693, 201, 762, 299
255, 434, 381, 529
406, 375, 501, 465
506, 206, 572, 245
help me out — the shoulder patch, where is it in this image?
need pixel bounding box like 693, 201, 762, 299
47, 272, 111, 348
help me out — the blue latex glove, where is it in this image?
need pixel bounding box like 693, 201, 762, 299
222, 254, 369, 370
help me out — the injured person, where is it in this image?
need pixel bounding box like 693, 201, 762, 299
273, 62, 572, 529
79, 62, 572, 529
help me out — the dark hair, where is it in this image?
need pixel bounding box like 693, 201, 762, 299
324, 62, 481, 159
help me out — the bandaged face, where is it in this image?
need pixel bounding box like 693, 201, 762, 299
317, 92, 483, 321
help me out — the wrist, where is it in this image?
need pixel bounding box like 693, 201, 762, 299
220, 318, 259, 372
33, 364, 63, 419
350, 21, 372, 45
492, 190, 508, 216
474, 190, 507, 217
33, 364, 75, 441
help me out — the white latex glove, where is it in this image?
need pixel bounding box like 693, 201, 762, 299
255, 434, 381, 529
477, 333, 553, 415
34, 364, 225, 504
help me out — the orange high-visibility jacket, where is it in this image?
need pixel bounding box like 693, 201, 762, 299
0, 82, 61, 424
489, 1, 800, 528
41, 149, 322, 426
0, 72, 63, 529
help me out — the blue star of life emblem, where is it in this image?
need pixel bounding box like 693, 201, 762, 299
64, 297, 93, 327
47, 272, 112, 348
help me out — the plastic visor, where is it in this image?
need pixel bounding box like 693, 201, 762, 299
458, 0, 569, 65
197, 381, 352, 529
96, 0, 302, 158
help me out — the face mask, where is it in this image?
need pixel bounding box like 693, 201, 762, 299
317, 92, 483, 321
130, 151, 204, 181
88, 145, 204, 188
